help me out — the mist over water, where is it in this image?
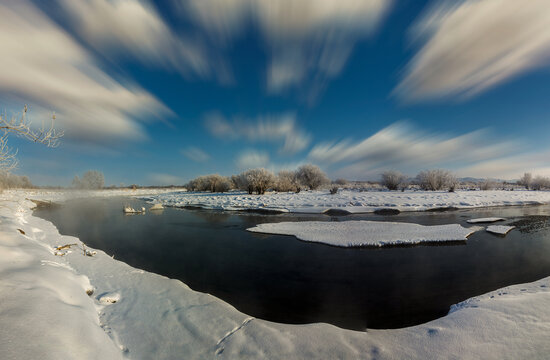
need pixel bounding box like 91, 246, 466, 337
35, 197, 550, 330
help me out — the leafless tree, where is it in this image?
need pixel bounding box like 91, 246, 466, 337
479, 179, 496, 190
416, 169, 457, 191
518, 172, 533, 190
0, 106, 62, 171
381, 170, 406, 191
531, 176, 550, 190
296, 164, 329, 190
246, 168, 275, 195
275, 170, 299, 192
73, 170, 105, 189
334, 178, 348, 186
187, 174, 231, 192
0, 172, 33, 189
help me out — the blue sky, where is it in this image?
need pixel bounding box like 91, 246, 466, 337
2, 0, 550, 186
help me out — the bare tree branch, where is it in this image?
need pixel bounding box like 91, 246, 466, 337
0, 105, 64, 148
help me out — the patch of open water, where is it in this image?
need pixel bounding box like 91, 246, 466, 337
34, 197, 550, 330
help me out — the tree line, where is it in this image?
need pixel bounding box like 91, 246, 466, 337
186, 164, 329, 194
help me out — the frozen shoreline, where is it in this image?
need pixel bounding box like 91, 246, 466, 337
145, 189, 550, 214
2, 189, 550, 359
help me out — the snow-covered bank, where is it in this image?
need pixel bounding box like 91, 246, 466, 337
23, 187, 187, 204
146, 189, 550, 214
247, 221, 478, 247
2, 189, 550, 359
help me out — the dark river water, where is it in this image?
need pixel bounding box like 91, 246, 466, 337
34, 197, 550, 330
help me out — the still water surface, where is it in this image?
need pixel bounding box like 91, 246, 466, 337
34, 197, 550, 330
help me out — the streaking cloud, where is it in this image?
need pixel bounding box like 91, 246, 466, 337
181, 146, 210, 162
182, 0, 392, 100
309, 122, 523, 179
57, 0, 213, 79
204, 113, 311, 155
395, 0, 550, 101
235, 149, 270, 169
0, 0, 169, 143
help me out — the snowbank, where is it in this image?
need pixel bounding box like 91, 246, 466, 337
146, 189, 550, 214
247, 221, 478, 247
2, 189, 550, 359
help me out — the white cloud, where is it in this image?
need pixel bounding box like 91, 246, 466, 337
0, 1, 170, 143
204, 113, 311, 155
235, 150, 269, 169
309, 122, 526, 179
395, 0, 550, 102
181, 146, 210, 162
58, 0, 212, 79
147, 173, 182, 186
183, 0, 392, 99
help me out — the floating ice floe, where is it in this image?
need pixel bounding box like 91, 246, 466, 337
467, 217, 505, 223
247, 220, 479, 247
487, 225, 516, 235
149, 203, 164, 210
123, 206, 145, 214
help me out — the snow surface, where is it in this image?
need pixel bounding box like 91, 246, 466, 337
247, 221, 478, 247
467, 217, 505, 223
487, 225, 516, 235
2, 189, 550, 359
146, 189, 550, 214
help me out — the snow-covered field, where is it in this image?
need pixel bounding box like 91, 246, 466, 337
145, 189, 550, 214
248, 221, 479, 247
2, 189, 550, 359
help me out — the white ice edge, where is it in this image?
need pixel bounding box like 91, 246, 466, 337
467, 217, 506, 223
247, 221, 479, 247
145, 189, 550, 214
486, 225, 516, 235
2, 189, 550, 359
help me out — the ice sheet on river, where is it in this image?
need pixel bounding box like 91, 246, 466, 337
247, 220, 479, 247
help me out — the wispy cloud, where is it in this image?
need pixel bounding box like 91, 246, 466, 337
204, 113, 311, 155
394, 0, 550, 102
181, 146, 210, 162
235, 150, 270, 169
0, 0, 169, 143
309, 122, 525, 179
182, 0, 392, 100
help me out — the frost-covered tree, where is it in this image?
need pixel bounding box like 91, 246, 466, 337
416, 169, 457, 191
334, 178, 348, 186
232, 173, 254, 194
246, 168, 275, 195
531, 176, 550, 190
518, 172, 533, 190
275, 170, 299, 192
479, 179, 496, 190
0, 106, 62, 189
186, 174, 231, 192
0, 172, 33, 189
78, 170, 105, 189
296, 164, 329, 190
381, 170, 406, 191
